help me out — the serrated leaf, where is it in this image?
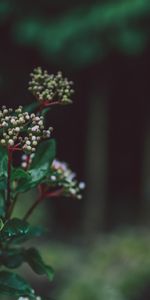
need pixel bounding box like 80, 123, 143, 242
0, 271, 35, 297
25, 248, 54, 281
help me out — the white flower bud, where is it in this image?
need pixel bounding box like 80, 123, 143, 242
3, 109, 8, 114
21, 162, 27, 168
79, 182, 86, 190
8, 130, 13, 136
15, 127, 20, 132
38, 120, 43, 126
32, 125, 39, 132
32, 136, 36, 141
11, 118, 16, 125
19, 117, 25, 124
35, 116, 40, 121
2, 121, 8, 127
26, 140, 31, 146
51, 175, 56, 181
69, 188, 76, 195
22, 154, 27, 160
31, 113, 35, 118
8, 139, 14, 146
5, 116, 9, 121
25, 114, 30, 120
27, 145, 31, 151
32, 140, 37, 146
1, 139, 6, 145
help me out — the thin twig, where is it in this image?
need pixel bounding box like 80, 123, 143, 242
23, 187, 64, 221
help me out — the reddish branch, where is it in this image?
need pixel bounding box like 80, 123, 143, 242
23, 186, 64, 221
6, 148, 13, 219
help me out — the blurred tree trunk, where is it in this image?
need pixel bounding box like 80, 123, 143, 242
83, 88, 108, 234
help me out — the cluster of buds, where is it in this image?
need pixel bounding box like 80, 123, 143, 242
28, 67, 74, 105
49, 159, 85, 199
0, 106, 53, 153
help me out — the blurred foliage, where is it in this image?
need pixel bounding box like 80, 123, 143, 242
38, 230, 150, 300
0, 0, 150, 67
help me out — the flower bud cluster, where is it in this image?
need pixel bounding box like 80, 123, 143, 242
0, 106, 53, 153
49, 159, 85, 199
28, 67, 74, 105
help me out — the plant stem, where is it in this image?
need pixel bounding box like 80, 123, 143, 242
23, 188, 63, 221
6, 148, 12, 219
23, 194, 44, 221
7, 195, 18, 219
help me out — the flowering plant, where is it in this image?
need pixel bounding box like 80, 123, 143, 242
0, 68, 84, 300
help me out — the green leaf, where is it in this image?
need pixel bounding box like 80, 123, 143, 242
11, 167, 32, 196
0, 154, 8, 177
14, 139, 56, 194
12, 225, 46, 244
0, 189, 5, 217
0, 218, 45, 244
0, 144, 7, 158
0, 271, 35, 297
0, 218, 4, 231
11, 167, 31, 181
0, 248, 24, 269
0, 218, 30, 242
30, 138, 56, 180
25, 248, 54, 281
0, 146, 8, 212
0, 176, 7, 190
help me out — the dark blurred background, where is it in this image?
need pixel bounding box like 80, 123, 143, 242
1, 0, 150, 299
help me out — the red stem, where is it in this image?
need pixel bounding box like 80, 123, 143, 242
23, 187, 63, 221
6, 148, 12, 219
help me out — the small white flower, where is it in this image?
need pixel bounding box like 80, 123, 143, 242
32, 125, 39, 132
8, 139, 14, 146
21, 162, 27, 168
32, 140, 38, 146
32, 136, 36, 141
15, 127, 20, 132
22, 154, 28, 160
0, 139, 6, 145
51, 175, 56, 181
79, 182, 86, 190
69, 188, 76, 195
